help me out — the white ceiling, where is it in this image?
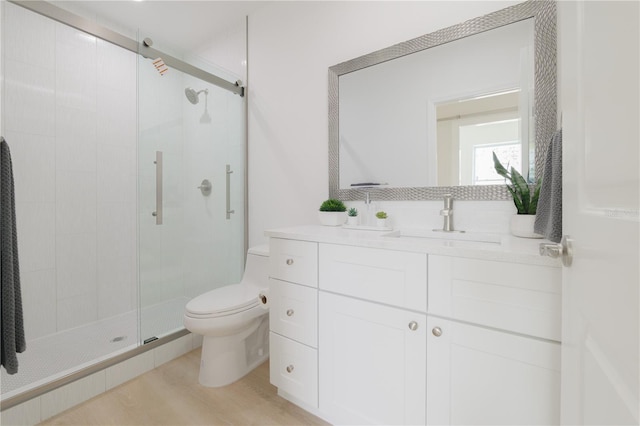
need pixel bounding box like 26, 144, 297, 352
53, 1, 268, 52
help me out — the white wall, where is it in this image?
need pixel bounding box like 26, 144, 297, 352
247, 1, 521, 245
193, 16, 248, 86
3, 2, 137, 338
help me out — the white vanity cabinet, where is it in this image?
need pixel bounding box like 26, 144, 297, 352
268, 238, 319, 408
266, 227, 562, 425
426, 255, 562, 425
318, 244, 428, 425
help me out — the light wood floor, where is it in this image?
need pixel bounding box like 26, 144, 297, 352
40, 348, 328, 426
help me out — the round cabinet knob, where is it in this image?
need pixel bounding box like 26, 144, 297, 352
286, 309, 294, 317
432, 327, 443, 337
286, 365, 294, 373
286, 258, 294, 265
408, 321, 419, 331
260, 294, 267, 305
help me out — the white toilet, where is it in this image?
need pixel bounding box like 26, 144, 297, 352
183, 245, 270, 387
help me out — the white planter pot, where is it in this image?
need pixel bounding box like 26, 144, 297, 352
319, 211, 347, 226
347, 216, 359, 226
376, 218, 387, 228
510, 214, 543, 238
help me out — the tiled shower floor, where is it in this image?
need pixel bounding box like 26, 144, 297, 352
1, 297, 188, 400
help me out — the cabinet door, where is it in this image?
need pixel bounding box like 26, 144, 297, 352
426, 317, 560, 425
319, 292, 426, 425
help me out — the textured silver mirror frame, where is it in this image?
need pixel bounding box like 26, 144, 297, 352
328, 0, 556, 201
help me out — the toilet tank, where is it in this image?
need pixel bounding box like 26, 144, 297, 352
243, 244, 269, 288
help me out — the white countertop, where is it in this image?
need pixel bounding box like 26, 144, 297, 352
265, 225, 562, 267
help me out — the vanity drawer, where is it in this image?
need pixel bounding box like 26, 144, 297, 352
270, 332, 318, 408
428, 255, 562, 341
319, 243, 427, 312
270, 238, 318, 287
269, 278, 318, 348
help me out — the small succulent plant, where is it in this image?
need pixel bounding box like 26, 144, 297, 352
319, 199, 347, 212
347, 207, 358, 217
375, 211, 388, 219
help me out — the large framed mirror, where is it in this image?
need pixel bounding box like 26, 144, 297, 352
328, 0, 556, 201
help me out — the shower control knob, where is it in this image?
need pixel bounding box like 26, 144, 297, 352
408, 321, 419, 331
197, 179, 212, 196
286, 258, 294, 265
286, 365, 294, 373
432, 327, 443, 337
286, 309, 294, 317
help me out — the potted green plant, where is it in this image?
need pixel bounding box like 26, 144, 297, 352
375, 211, 388, 228
492, 152, 542, 238
347, 207, 359, 226
319, 199, 347, 226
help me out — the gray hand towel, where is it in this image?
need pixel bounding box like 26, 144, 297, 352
534, 129, 562, 243
1, 136, 26, 375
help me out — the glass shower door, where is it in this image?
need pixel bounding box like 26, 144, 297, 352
137, 52, 246, 343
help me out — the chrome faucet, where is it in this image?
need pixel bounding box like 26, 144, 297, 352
364, 191, 372, 226
434, 194, 464, 233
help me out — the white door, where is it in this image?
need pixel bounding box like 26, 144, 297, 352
559, 1, 639, 424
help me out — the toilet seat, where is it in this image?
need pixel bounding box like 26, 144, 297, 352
185, 283, 263, 319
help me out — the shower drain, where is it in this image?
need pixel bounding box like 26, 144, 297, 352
110, 336, 127, 343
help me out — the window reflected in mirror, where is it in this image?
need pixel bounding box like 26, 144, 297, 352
436, 89, 532, 186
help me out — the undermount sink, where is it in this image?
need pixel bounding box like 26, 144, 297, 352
383, 228, 502, 244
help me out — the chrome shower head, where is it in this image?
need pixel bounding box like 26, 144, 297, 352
185, 87, 208, 105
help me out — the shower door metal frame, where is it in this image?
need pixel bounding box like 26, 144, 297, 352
8, 0, 245, 97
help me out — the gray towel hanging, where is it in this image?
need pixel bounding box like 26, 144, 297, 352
1, 136, 26, 375
534, 129, 562, 243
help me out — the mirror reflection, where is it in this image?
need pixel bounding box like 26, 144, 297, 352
338, 18, 534, 190
329, 0, 558, 202
436, 89, 532, 186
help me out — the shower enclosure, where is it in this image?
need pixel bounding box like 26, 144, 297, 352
0, 1, 246, 407
137, 46, 246, 343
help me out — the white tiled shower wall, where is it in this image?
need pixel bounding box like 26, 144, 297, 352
3, 3, 137, 339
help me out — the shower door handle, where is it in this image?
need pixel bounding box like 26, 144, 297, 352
226, 164, 235, 220
154, 151, 163, 225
